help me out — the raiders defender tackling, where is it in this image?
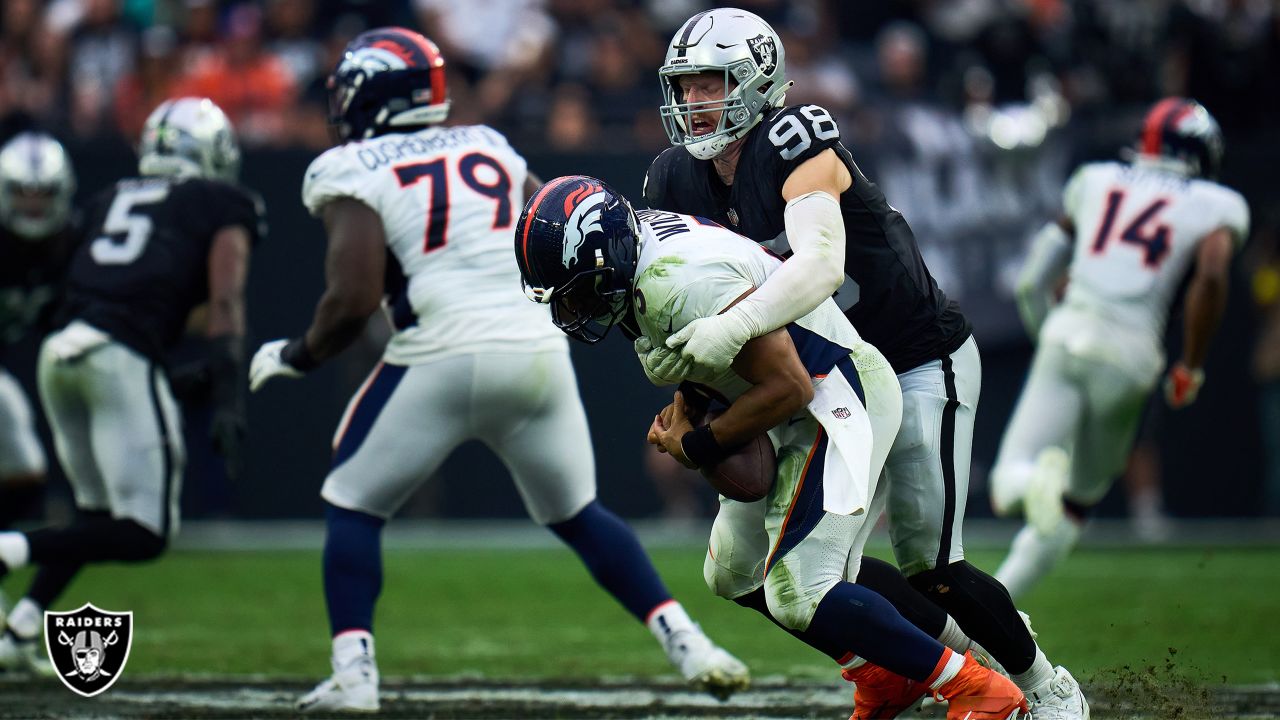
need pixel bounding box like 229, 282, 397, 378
0, 132, 78, 537
0, 98, 259, 673
640, 9, 1087, 718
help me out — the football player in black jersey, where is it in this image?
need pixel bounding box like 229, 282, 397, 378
640, 9, 1087, 718
0, 132, 78, 537
0, 98, 262, 674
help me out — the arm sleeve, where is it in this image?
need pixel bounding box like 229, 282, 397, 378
720, 190, 845, 339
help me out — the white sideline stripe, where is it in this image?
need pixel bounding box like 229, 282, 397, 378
168, 518, 1280, 552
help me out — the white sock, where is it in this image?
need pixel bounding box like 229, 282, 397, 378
0, 532, 30, 570
928, 648, 965, 693
332, 629, 375, 665
994, 520, 1081, 600
1011, 647, 1055, 695
7, 598, 42, 639
646, 599, 695, 647
935, 615, 973, 655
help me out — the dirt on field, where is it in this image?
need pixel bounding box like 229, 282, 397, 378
0, 675, 1277, 719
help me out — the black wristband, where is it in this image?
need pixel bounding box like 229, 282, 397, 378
281, 337, 320, 372
681, 425, 729, 468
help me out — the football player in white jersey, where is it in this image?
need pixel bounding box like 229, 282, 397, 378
991, 98, 1249, 598
516, 176, 1028, 720
247, 28, 747, 713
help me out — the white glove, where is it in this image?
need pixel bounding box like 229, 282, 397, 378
635, 336, 691, 386
665, 311, 753, 373
249, 339, 305, 392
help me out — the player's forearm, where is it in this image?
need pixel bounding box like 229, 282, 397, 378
727, 191, 845, 338
710, 375, 811, 448
1015, 220, 1073, 338
1181, 272, 1227, 369
300, 292, 377, 364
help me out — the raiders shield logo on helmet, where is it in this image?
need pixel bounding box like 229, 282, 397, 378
747, 34, 777, 75
44, 603, 134, 697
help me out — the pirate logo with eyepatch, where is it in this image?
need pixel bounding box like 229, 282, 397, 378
44, 603, 133, 697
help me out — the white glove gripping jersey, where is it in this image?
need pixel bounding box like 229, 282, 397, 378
303, 125, 566, 364
1049, 161, 1249, 372
633, 209, 894, 515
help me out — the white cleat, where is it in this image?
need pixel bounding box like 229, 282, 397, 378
664, 628, 750, 700
1026, 447, 1070, 536
0, 630, 56, 677
1025, 666, 1090, 719
296, 655, 379, 713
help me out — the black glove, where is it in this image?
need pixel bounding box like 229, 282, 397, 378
168, 361, 212, 404
207, 335, 246, 482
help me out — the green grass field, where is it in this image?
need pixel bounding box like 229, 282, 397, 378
4, 545, 1278, 688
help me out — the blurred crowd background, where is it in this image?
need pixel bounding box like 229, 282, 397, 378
2, 0, 1279, 525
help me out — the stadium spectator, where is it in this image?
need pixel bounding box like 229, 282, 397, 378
172, 3, 297, 146
0, 0, 60, 123
113, 25, 182, 140
264, 0, 325, 90
65, 0, 138, 138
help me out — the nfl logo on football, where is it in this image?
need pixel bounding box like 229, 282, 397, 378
44, 603, 134, 698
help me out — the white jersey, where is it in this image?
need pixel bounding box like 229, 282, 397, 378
632, 209, 870, 401
1058, 160, 1249, 346
302, 125, 565, 364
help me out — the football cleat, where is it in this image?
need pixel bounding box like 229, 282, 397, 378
296, 654, 379, 713
1024, 666, 1090, 719
935, 652, 1029, 720
663, 627, 750, 700
0, 629, 56, 677
1025, 447, 1069, 536
843, 662, 929, 718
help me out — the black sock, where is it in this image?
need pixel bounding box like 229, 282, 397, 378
909, 560, 1037, 674
733, 586, 850, 662
26, 517, 166, 565
0, 482, 44, 529
856, 556, 949, 638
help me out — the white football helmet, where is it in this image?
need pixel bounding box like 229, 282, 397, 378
658, 8, 792, 160
0, 132, 76, 241
138, 97, 240, 182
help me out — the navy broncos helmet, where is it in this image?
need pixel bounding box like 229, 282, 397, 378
327, 27, 450, 142
515, 175, 640, 344
1135, 97, 1224, 179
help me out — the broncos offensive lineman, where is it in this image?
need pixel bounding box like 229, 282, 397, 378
246, 28, 745, 713
0, 133, 78, 535
639, 8, 1087, 718
516, 176, 1028, 720
0, 98, 258, 672
991, 98, 1248, 598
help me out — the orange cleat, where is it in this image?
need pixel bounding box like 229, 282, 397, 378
843, 662, 930, 719
935, 652, 1028, 720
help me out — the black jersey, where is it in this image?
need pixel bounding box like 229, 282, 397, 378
644, 104, 971, 373
0, 224, 78, 346
61, 176, 264, 360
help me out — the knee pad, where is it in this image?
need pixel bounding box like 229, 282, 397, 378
763, 565, 834, 631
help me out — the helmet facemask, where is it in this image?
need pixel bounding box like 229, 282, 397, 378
657, 9, 792, 160
545, 268, 631, 344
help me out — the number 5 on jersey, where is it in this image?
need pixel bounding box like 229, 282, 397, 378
394, 153, 513, 253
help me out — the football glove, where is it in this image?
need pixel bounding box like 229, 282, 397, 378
635, 336, 693, 386
1163, 363, 1205, 409
249, 338, 306, 392
665, 311, 753, 373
